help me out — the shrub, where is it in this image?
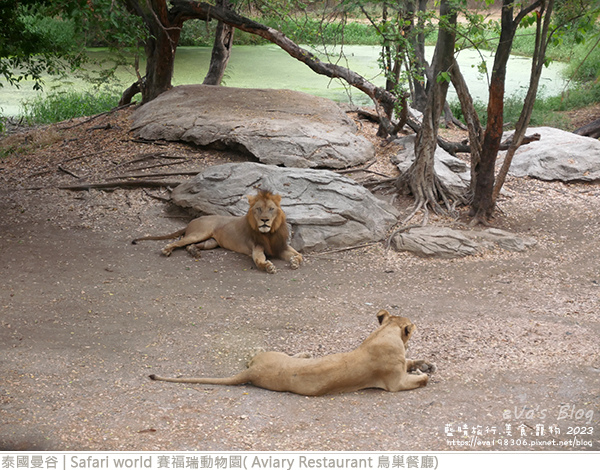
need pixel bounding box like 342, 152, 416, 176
21, 88, 121, 124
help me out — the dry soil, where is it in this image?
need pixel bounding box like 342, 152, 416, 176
0, 109, 598, 452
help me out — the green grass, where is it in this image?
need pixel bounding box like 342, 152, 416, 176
20, 88, 121, 124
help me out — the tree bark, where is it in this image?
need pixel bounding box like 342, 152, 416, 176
492, 0, 554, 205
397, 0, 460, 220
407, 0, 430, 112
123, 0, 200, 103
470, 0, 543, 221
202, 0, 234, 86
450, 57, 483, 192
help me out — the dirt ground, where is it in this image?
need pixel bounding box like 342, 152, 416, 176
0, 108, 598, 452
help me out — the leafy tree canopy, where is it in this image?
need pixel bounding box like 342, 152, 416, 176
0, 0, 88, 89
0, 0, 146, 90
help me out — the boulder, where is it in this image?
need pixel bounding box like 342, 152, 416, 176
507, 127, 600, 182
391, 135, 471, 192
391, 226, 536, 258
130, 85, 375, 169
171, 162, 400, 252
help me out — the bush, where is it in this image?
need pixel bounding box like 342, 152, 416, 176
178, 16, 380, 47
21, 88, 121, 124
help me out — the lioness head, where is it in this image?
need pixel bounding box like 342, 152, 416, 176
247, 189, 285, 234
376, 309, 416, 345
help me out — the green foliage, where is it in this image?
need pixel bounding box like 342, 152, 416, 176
179, 15, 380, 47
0, 1, 147, 91
75, 0, 146, 50
20, 87, 121, 124
437, 71, 451, 83
0, 0, 86, 90
450, 81, 600, 131
180, 20, 218, 47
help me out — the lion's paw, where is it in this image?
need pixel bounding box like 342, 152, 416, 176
408, 360, 437, 374
292, 352, 312, 358
161, 248, 173, 257
265, 261, 277, 274
289, 255, 302, 270
247, 347, 266, 366
418, 362, 437, 374
186, 245, 202, 258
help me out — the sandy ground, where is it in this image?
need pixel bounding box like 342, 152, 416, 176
0, 109, 598, 452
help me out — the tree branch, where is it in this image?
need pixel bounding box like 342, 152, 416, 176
169, 0, 398, 110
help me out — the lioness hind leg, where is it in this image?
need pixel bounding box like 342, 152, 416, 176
246, 347, 266, 366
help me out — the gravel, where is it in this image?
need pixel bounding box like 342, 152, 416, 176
0, 109, 598, 451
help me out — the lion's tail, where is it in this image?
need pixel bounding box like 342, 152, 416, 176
148, 371, 252, 386
132, 228, 186, 244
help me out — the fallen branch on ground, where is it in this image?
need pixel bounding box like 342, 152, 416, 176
57, 165, 81, 179
58, 180, 182, 191
59, 102, 136, 130
107, 170, 200, 180
309, 242, 379, 257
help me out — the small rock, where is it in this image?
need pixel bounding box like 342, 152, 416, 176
391, 226, 537, 258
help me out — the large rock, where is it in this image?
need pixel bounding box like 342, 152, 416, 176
507, 127, 600, 182
391, 226, 537, 258
130, 85, 375, 169
171, 162, 400, 252
391, 135, 471, 192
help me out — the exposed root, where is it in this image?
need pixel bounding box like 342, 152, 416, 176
402, 200, 425, 225
468, 215, 493, 227
396, 171, 466, 225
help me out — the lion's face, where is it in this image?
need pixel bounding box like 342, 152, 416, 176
376, 310, 416, 346
247, 190, 285, 234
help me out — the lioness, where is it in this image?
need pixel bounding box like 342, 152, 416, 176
132, 189, 302, 273
149, 310, 436, 396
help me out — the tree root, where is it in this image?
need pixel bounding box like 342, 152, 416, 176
397, 170, 466, 225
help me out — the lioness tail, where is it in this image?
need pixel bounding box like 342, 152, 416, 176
148, 371, 251, 386
132, 228, 186, 244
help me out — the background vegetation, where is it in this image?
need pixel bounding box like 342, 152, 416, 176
2, 1, 599, 128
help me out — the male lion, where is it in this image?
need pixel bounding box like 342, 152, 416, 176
148, 310, 436, 396
132, 189, 302, 273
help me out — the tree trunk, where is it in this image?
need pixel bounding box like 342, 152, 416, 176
408, 0, 430, 112
143, 23, 182, 102
202, 0, 234, 86
470, 2, 515, 220
492, 0, 555, 205
470, 0, 544, 222
450, 57, 483, 195
397, 0, 459, 221
123, 0, 192, 103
